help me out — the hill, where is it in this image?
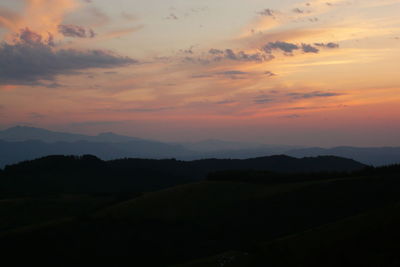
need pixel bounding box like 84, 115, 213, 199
286, 146, 400, 166
1, 165, 400, 266
0, 154, 365, 194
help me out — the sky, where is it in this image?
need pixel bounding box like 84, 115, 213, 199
0, 0, 400, 146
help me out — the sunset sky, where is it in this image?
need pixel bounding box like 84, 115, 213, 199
0, 0, 399, 146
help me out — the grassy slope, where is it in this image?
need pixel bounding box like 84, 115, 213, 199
2, 173, 400, 266
0, 193, 137, 235
177, 203, 400, 267
97, 179, 326, 223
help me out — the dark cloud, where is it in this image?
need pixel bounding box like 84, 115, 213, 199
264, 41, 338, 55
288, 91, 342, 99
216, 70, 248, 75
254, 97, 273, 104
209, 48, 224, 55
192, 70, 249, 79
58, 24, 96, 38
314, 42, 340, 48
188, 40, 339, 67
263, 41, 299, 53
209, 48, 273, 63
301, 43, 319, 53
0, 28, 137, 86
258, 8, 275, 17
254, 93, 275, 104
16, 28, 54, 46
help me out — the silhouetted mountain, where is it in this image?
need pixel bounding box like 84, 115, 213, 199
181, 139, 299, 153
1, 126, 399, 167
0, 126, 145, 143
286, 146, 400, 166
0, 139, 191, 168
0, 154, 365, 194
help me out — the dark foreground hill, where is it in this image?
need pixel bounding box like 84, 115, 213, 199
0, 164, 400, 266
286, 146, 400, 166
0, 154, 365, 194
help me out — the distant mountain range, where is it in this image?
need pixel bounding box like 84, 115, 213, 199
0, 126, 399, 167
0, 126, 146, 143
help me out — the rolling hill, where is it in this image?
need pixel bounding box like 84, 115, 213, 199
1, 164, 400, 266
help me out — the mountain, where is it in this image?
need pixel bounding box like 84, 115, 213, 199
181, 139, 299, 153
0, 139, 190, 168
0, 154, 365, 194
1, 126, 399, 167
0, 126, 144, 143
286, 146, 400, 166
0, 126, 194, 167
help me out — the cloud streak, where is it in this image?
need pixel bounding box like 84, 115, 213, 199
58, 24, 96, 38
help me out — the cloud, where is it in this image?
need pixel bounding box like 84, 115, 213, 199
254, 97, 273, 104
0, 28, 137, 85
263, 40, 339, 55
209, 49, 224, 55
17, 28, 54, 46
258, 9, 276, 17
287, 91, 342, 99
191, 70, 249, 79
301, 43, 319, 53
208, 48, 273, 63
263, 41, 299, 53
58, 24, 96, 38
314, 42, 340, 48
216, 70, 248, 75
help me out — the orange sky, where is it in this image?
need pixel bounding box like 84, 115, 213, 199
0, 0, 400, 146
